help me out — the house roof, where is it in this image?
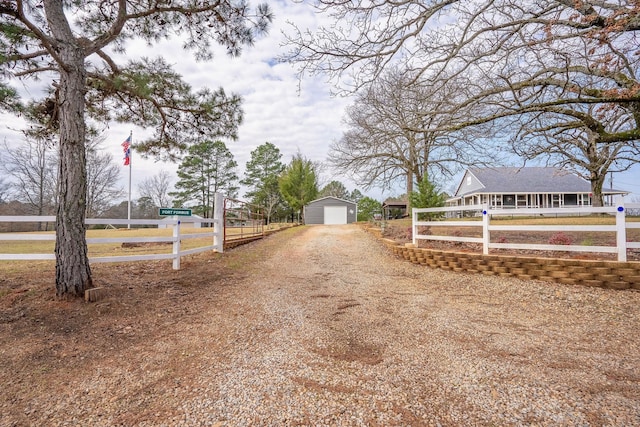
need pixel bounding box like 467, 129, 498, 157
306, 196, 357, 206
456, 167, 627, 196
382, 197, 408, 208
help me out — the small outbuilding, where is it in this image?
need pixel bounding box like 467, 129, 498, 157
382, 197, 409, 220
304, 196, 357, 225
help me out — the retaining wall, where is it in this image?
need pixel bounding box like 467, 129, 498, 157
367, 228, 640, 290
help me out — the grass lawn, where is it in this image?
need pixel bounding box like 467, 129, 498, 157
0, 223, 295, 274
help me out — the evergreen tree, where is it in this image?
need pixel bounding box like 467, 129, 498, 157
170, 140, 238, 218
241, 142, 285, 224
0, 2, 271, 297
409, 175, 446, 219
279, 153, 318, 221
357, 196, 382, 222
348, 189, 364, 204
320, 180, 349, 199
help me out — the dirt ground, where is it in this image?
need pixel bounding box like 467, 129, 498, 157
0, 241, 246, 425
1, 225, 639, 426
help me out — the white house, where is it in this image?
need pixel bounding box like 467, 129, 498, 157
446, 167, 628, 209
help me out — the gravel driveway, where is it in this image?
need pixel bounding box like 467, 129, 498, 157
3, 224, 640, 426
174, 224, 640, 426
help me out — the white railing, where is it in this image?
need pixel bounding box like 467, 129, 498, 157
0, 194, 224, 270
412, 197, 640, 262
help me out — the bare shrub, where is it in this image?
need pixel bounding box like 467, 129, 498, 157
548, 232, 572, 246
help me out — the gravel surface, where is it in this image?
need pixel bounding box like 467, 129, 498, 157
2, 224, 640, 426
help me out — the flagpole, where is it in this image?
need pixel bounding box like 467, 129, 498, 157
127, 131, 132, 229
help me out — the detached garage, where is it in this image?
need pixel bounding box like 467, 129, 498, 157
304, 197, 357, 225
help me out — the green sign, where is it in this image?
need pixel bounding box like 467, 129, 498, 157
159, 208, 192, 216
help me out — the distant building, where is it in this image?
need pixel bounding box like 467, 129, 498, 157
382, 197, 408, 219
304, 197, 357, 225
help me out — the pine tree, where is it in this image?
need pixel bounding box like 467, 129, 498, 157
171, 140, 238, 218
0, 2, 271, 297
241, 142, 285, 224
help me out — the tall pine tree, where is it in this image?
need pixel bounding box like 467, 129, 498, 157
0, 1, 271, 298
241, 142, 285, 224
171, 140, 238, 218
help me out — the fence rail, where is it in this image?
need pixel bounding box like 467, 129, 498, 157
0, 194, 224, 269
412, 197, 640, 262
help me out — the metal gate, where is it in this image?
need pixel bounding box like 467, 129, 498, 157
224, 198, 264, 247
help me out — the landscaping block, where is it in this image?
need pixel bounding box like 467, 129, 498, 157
604, 281, 631, 290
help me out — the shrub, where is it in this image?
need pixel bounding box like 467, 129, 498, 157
496, 236, 508, 244
548, 232, 572, 246
580, 237, 594, 246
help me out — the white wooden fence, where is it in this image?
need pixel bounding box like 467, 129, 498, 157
0, 194, 224, 270
412, 197, 640, 262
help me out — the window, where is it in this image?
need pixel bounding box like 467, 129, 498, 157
504, 195, 516, 207
564, 194, 578, 206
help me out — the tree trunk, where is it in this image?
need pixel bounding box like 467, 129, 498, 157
54, 38, 92, 298
406, 170, 413, 210
590, 174, 605, 208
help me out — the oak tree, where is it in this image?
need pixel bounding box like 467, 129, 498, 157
284, 1, 640, 206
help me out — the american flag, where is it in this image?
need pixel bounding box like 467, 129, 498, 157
121, 135, 131, 166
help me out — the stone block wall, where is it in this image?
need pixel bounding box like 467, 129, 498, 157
373, 233, 640, 290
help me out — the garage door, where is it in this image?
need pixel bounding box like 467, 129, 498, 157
324, 206, 347, 224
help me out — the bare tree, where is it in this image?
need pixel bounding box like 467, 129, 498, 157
86, 140, 125, 218
138, 170, 173, 211
284, 1, 640, 206
2, 135, 125, 221
0, 177, 9, 204
507, 107, 640, 203
331, 68, 493, 196
1, 138, 58, 223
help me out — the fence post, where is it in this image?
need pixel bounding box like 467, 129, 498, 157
412, 207, 416, 246
213, 192, 224, 253
482, 204, 490, 255
615, 196, 627, 262
173, 218, 181, 270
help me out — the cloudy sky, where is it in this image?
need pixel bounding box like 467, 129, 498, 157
2, 1, 639, 204
107, 1, 374, 201
116, 0, 640, 202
